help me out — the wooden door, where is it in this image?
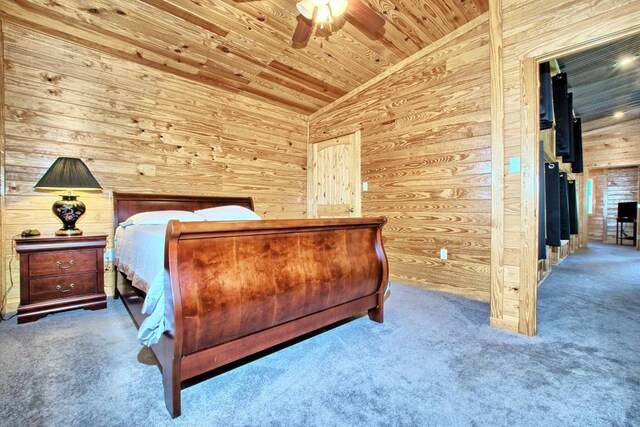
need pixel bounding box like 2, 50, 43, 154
308, 131, 361, 218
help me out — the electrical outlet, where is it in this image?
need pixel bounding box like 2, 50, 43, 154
362, 182, 368, 191
440, 248, 447, 260
104, 249, 114, 263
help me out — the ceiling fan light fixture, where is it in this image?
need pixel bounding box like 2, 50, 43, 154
316, 5, 332, 23
292, 0, 383, 48
297, 0, 348, 24
329, 0, 348, 17
296, 0, 316, 20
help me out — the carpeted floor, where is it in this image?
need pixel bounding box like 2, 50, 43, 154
0, 241, 638, 426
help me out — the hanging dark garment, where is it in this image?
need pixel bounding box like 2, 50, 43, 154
538, 144, 547, 259
559, 172, 571, 240
539, 62, 554, 130
545, 162, 561, 247
562, 93, 575, 163
568, 180, 579, 235
552, 73, 571, 157
572, 118, 584, 173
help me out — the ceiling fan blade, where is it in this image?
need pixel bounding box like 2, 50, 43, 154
345, 0, 385, 37
292, 15, 314, 48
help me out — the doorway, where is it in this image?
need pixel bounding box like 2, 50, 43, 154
521, 32, 640, 333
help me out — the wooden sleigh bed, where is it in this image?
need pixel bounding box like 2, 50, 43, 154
112, 193, 389, 418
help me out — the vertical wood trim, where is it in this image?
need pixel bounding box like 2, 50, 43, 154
518, 57, 539, 336
353, 130, 362, 217
306, 117, 313, 218
580, 173, 588, 247
307, 141, 318, 218
304, 116, 309, 218
489, 0, 504, 321
0, 21, 7, 315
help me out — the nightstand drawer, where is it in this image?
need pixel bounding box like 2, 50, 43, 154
29, 273, 97, 303
29, 249, 97, 276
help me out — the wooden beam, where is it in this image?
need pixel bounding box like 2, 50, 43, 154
518, 57, 539, 336
488, 0, 504, 323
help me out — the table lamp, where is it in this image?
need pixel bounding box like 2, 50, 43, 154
34, 157, 102, 236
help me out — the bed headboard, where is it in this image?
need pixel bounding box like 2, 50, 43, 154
113, 192, 255, 229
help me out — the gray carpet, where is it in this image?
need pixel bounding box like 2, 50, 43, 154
1, 241, 638, 426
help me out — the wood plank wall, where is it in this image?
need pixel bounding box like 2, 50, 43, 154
604, 167, 639, 242
583, 119, 640, 169
309, 16, 492, 301
584, 119, 640, 243
494, 0, 640, 334
587, 167, 639, 243
1, 22, 307, 311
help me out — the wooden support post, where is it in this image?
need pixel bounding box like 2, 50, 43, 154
489, 0, 505, 325
518, 57, 539, 336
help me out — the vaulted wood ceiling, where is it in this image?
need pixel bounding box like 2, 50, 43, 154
1, 0, 488, 114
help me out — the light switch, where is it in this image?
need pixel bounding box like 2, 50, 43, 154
362, 182, 368, 191
440, 248, 447, 260
509, 157, 521, 173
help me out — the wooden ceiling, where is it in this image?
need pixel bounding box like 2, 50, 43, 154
1, 0, 488, 114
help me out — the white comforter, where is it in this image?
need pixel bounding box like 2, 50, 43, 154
114, 225, 168, 346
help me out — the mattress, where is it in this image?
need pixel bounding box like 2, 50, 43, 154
114, 224, 168, 346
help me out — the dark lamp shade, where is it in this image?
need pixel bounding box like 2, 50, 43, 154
34, 157, 102, 190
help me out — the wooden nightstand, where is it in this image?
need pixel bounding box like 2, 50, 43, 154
15, 234, 107, 324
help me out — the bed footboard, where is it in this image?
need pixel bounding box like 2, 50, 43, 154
159, 217, 388, 417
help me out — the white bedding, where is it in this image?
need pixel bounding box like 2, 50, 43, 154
114, 224, 168, 346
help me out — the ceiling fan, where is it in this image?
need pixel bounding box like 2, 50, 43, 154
292, 0, 386, 48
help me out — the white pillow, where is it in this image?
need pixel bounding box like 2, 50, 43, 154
120, 210, 203, 228
194, 205, 261, 221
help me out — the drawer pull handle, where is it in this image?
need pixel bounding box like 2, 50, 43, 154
55, 260, 75, 270
56, 283, 75, 293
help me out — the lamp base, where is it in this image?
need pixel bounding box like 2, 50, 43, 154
52, 194, 86, 236
55, 228, 83, 236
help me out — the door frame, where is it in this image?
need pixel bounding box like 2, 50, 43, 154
515, 26, 640, 335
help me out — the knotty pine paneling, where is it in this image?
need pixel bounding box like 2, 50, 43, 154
1, 23, 307, 310
310, 16, 492, 302
495, 0, 640, 335
583, 119, 640, 169
604, 167, 639, 243
584, 120, 640, 243
0, 0, 488, 114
